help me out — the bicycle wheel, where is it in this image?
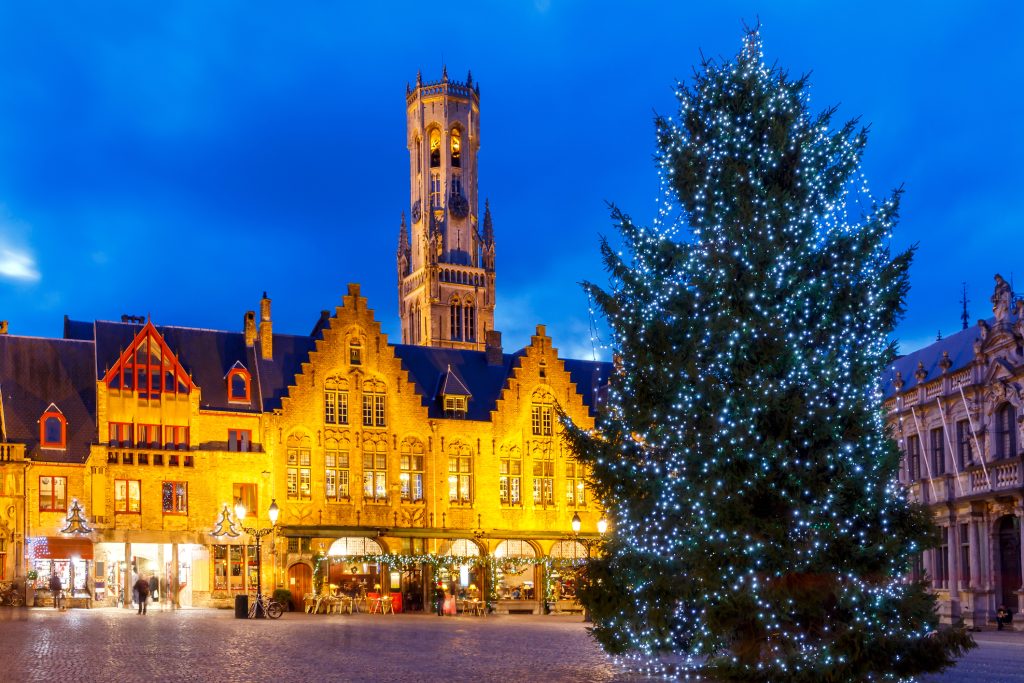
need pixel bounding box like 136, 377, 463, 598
266, 600, 283, 619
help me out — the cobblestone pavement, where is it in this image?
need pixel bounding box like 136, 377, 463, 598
0, 607, 1017, 682
0, 607, 641, 683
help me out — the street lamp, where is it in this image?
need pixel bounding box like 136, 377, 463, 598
596, 516, 608, 536
234, 499, 280, 617
571, 512, 582, 535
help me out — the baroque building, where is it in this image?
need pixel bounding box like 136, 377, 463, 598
0, 71, 610, 615
884, 274, 1024, 629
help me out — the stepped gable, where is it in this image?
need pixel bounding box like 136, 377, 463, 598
560, 358, 612, 417
0, 334, 96, 463
256, 331, 318, 412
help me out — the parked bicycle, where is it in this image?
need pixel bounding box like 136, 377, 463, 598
248, 593, 283, 619
0, 580, 25, 607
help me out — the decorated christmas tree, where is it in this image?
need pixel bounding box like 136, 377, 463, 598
564, 29, 974, 681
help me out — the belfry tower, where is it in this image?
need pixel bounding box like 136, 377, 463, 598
397, 68, 495, 350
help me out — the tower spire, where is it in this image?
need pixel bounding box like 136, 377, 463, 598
483, 198, 494, 245
960, 282, 970, 330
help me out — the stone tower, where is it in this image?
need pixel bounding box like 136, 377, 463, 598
397, 67, 496, 350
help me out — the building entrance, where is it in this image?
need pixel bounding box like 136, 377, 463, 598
998, 515, 1021, 611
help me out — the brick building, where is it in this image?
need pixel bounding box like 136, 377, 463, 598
0, 71, 611, 614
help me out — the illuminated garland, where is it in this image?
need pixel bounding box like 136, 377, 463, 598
563, 27, 975, 681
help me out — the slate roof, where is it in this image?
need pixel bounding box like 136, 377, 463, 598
0, 335, 96, 463
881, 311, 1021, 399
44, 317, 612, 426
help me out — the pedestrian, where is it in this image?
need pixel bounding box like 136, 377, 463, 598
997, 604, 1012, 631
134, 575, 151, 615
149, 574, 159, 605
48, 572, 62, 609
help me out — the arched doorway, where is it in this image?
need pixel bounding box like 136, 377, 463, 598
494, 539, 539, 613
287, 563, 312, 611
998, 515, 1021, 611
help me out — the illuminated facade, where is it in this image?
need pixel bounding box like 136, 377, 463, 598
884, 275, 1024, 629
0, 71, 610, 613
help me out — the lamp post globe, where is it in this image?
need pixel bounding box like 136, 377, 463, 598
268, 499, 279, 525
234, 500, 247, 523
596, 516, 608, 536
571, 512, 581, 535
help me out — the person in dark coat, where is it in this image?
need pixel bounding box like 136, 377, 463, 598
134, 576, 151, 614
48, 573, 62, 609
149, 575, 159, 604
997, 605, 1012, 631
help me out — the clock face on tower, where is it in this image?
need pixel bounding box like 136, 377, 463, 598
411, 200, 422, 224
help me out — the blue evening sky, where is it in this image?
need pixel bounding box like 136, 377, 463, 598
0, 2, 1020, 359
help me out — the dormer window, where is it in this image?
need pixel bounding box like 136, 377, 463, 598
444, 395, 467, 418
40, 406, 66, 449
349, 341, 362, 366
226, 363, 251, 403
450, 127, 461, 168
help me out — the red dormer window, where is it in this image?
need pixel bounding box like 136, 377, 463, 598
227, 363, 251, 403
40, 406, 66, 449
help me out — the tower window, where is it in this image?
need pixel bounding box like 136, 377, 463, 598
430, 173, 442, 207
450, 128, 461, 168
227, 365, 250, 402
450, 299, 463, 341
429, 129, 441, 168
349, 340, 362, 365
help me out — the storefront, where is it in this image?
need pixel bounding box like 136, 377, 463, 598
26, 536, 94, 607
493, 539, 541, 614
92, 541, 199, 608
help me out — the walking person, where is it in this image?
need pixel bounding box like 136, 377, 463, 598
149, 574, 159, 607
48, 572, 62, 609
134, 575, 151, 614
997, 605, 1012, 631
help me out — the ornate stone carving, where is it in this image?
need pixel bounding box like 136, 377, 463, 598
448, 190, 469, 219
992, 273, 1012, 322
914, 361, 928, 382
939, 351, 953, 373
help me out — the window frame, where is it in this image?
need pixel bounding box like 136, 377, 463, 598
40, 410, 66, 449
161, 481, 188, 515
227, 367, 251, 403
114, 479, 142, 514
38, 475, 68, 512
228, 429, 253, 452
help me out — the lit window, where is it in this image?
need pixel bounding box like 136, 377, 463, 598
161, 481, 188, 514
532, 445, 554, 506
325, 441, 350, 502
115, 480, 141, 513
450, 127, 461, 167
362, 388, 386, 428
363, 441, 387, 502
429, 129, 441, 168
227, 366, 250, 402
103, 323, 191, 397
443, 395, 467, 418
500, 446, 522, 505
349, 341, 362, 366
39, 475, 67, 512
108, 422, 133, 447
447, 442, 472, 504
566, 461, 586, 507
400, 440, 425, 502
232, 483, 257, 515
287, 436, 311, 501
165, 425, 189, 450
136, 424, 160, 448
430, 172, 442, 207
40, 408, 66, 449
531, 401, 553, 437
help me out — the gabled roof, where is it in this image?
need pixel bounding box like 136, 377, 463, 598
436, 364, 472, 398
561, 357, 613, 417
255, 332, 318, 412
0, 335, 96, 463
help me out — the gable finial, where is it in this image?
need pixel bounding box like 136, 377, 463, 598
960, 282, 970, 330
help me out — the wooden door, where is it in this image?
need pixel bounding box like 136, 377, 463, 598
287, 563, 312, 612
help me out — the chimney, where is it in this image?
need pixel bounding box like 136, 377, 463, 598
244, 311, 257, 347
0, 321, 7, 335
485, 330, 503, 366
259, 292, 273, 360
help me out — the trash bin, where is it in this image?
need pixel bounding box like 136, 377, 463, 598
234, 594, 248, 619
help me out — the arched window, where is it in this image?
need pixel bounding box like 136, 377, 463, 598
349, 340, 362, 365
414, 306, 422, 344
997, 404, 1018, 459
463, 301, 475, 343
227, 364, 250, 402
450, 127, 461, 168
40, 407, 66, 449
450, 298, 463, 341
429, 129, 441, 168
416, 137, 422, 174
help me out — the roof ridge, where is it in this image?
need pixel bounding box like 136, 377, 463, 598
0, 334, 94, 344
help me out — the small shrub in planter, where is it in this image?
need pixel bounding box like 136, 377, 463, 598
273, 588, 293, 611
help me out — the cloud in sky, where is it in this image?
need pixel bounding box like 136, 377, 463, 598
0, 210, 40, 283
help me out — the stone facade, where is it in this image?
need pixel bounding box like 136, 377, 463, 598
884, 274, 1024, 629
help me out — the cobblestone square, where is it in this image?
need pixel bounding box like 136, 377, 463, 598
1, 607, 1021, 682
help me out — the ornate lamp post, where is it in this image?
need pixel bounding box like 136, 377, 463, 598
233, 499, 280, 616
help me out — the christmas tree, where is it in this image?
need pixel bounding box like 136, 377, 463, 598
564, 29, 974, 681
